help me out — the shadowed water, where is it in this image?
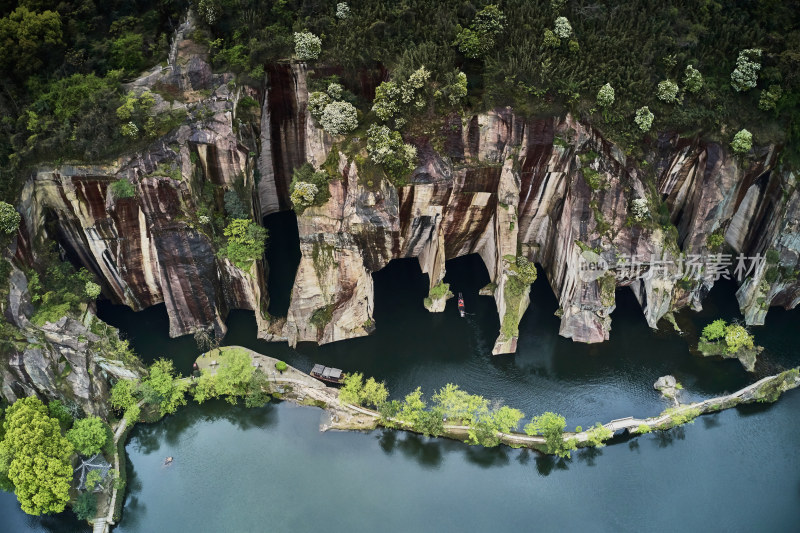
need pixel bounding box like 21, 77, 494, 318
2, 255, 798, 531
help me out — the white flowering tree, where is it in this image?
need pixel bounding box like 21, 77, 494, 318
630, 198, 650, 221
554, 17, 572, 39
634, 106, 654, 132
290, 182, 319, 208
336, 2, 350, 19
294, 31, 322, 61
366, 124, 417, 182
319, 101, 358, 135
657, 80, 679, 103
309, 92, 331, 118
596, 83, 614, 107
730, 49, 761, 92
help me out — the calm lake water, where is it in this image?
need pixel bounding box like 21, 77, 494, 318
2, 238, 799, 531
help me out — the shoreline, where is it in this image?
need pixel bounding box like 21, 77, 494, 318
197, 346, 800, 450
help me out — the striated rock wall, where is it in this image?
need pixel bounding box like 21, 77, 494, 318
266, 68, 797, 351
14, 24, 269, 340
1, 266, 143, 417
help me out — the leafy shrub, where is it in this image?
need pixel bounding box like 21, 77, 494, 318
758, 85, 782, 112
72, 492, 97, 521
110, 179, 136, 199
542, 29, 560, 48
0, 201, 20, 235
84, 281, 101, 299
289, 163, 330, 213
47, 400, 74, 430
224, 189, 248, 219
219, 219, 267, 270
275, 361, 287, 372
731, 129, 753, 153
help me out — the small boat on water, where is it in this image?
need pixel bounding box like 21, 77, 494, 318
310, 364, 345, 384
458, 292, 465, 318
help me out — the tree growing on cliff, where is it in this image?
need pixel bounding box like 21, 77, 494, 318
319, 100, 358, 135
731, 129, 753, 153
67, 417, 108, 456
0, 397, 74, 515
366, 124, 417, 184
554, 17, 572, 39
219, 219, 267, 270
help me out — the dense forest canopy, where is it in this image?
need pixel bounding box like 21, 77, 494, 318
1, 0, 799, 201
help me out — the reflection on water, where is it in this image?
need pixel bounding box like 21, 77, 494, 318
4, 253, 795, 531
98, 255, 800, 430
105, 397, 800, 532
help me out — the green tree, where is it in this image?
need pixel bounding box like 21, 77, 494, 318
275, 361, 288, 373
634, 106, 654, 132
47, 400, 74, 430
0, 397, 73, 515
219, 219, 268, 270
66, 417, 108, 456
0, 202, 21, 235
657, 80, 679, 103
453, 4, 505, 58
110, 33, 145, 73
72, 492, 97, 521
724, 324, 754, 354
294, 31, 322, 60
140, 359, 189, 416
702, 319, 727, 341
85, 281, 101, 299
731, 49, 762, 92
585, 422, 612, 447
432, 383, 488, 424
0, 7, 62, 78
731, 129, 753, 153
683, 65, 704, 93
361, 377, 389, 408
524, 412, 568, 457
339, 372, 364, 405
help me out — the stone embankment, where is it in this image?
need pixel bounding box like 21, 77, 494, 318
200, 346, 800, 450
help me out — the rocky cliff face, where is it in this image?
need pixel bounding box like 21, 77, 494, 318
264, 65, 799, 352
6, 22, 798, 359
1, 265, 143, 417
14, 18, 268, 340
